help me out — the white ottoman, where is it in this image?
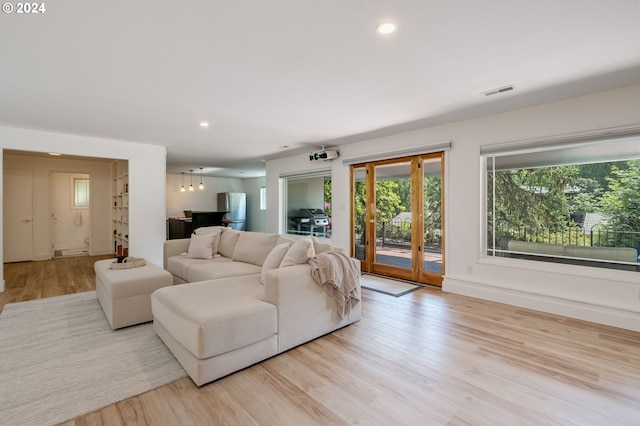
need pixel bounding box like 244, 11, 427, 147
94, 259, 173, 329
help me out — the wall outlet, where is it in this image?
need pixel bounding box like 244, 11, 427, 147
467, 265, 474, 274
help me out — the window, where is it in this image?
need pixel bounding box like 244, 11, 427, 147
73, 178, 90, 207
483, 131, 640, 272
260, 187, 267, 210
282, 170, 332, 238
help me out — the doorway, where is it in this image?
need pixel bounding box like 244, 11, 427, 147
352, 152, 444, 286
51, 172, 91, 258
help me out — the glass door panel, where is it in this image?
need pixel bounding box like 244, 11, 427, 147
422, 156, 444, 281
352, 166, 367, 264
373, 161, 413, 275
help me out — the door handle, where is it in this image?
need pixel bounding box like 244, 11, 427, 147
20, 218, 32, 223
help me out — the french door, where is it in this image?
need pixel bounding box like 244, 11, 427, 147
352, 152, 444, 286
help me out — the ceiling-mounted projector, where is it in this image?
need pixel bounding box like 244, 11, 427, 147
309, 147, 340, 161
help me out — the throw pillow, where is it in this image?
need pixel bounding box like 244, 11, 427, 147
186, 233, 215, 259
260, 242, 290, 284
194, 225, 225, 236
280, 237, 315, 268
311, 236, 333, 254
194, 226, 223, 255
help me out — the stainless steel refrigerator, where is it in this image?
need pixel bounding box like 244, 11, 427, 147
217, 192, 246, 230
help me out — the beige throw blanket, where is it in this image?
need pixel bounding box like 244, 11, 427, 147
309, 250, 361, 319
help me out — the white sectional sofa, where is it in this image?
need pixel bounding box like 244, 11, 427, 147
163, 226, 297, 284
153, 226, 361, 386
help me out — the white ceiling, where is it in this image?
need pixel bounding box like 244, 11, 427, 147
2, 1, 640, 178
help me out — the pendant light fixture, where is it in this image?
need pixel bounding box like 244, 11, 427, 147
180, 172, 186, 192
189, 169, 195, 191
199, 167, 204, 190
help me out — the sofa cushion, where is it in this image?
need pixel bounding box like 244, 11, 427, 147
187, 260, 262, 282
152, 275, 276, 360
260, 242, 290, 284
232, 232, 279, 266
280, 237, 315, 267
276, 235, 296, 246
218, 229, 242, 258
167, 255, 233, 281
186, 233, 216, 259
194, 226, 224, 255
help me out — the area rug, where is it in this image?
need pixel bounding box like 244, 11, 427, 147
360, 274, 422, 297
0, 291, 186, 426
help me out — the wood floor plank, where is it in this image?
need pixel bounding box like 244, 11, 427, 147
3, 257, 640, 425
199, 379, 261, 425
253, 359, 358, 425
1, 254, 113, 312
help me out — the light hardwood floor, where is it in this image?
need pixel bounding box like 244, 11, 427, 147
3, 256, 640, 425
0, 254, 114, 313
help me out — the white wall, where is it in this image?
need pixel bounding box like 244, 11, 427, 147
1, 126, 167, 292
165, 173, 244, 218
266, 83, 640, 331
166, 173, 266, 232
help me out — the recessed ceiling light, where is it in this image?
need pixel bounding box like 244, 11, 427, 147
48, 152, 62, 156
199, 122, 209, 128
376, 21, 397, 35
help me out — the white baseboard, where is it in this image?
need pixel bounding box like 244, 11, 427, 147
443, 276, 640, 332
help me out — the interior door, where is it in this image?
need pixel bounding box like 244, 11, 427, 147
3, 168, 34, 263
351, 152, 444, 286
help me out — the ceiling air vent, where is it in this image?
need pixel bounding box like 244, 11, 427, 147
482, 85, 515, 97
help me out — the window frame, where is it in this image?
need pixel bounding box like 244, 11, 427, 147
480, 126, 640, 273
280, 169, 332, 239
